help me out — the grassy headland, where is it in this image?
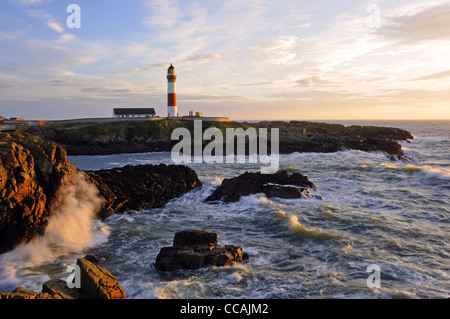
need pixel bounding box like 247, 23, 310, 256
25, 119, 413, 159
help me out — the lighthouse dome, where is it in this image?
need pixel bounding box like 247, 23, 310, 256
167, 64, 175, 76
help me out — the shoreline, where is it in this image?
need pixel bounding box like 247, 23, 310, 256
26, 119, 414, 160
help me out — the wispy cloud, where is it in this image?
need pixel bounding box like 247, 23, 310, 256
10, 0, 46, 6
119, 52, 226, 74
80, 87, 140, 94
0, 79, 18, 89
296, 76, 338, 87
409, 70, 450, 81
376, 3, 450, 44
27, 9, 64, 34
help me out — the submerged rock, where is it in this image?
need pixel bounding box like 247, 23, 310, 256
205, 170, 317, 203
155, 230, 249, 271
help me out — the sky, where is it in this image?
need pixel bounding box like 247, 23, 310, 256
0, 0, 449, 121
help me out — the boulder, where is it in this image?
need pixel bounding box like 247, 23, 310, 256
205, 170, 317, 203
0, 256, 126, 299
76, 257, 126, 299
42, 278, 85, 299
155, 230, 249, 271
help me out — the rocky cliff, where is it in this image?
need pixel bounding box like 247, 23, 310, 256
0, 132, 78, 254
0, 133, 202, 253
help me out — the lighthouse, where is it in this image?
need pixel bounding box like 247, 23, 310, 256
167, 64, 177, 117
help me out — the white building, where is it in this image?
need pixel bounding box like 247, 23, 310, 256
113, 108, 156, 118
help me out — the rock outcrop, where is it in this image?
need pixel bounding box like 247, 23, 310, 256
0, 133, 78, 254
1, 133, 202, 253
155, 230, 249, 271
0, 256, 125, 299
205, 170, 317, 203
27, 120, 414, 160
84, 164, 202, 218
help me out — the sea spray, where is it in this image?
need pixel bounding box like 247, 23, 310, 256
0, 173, 105, 290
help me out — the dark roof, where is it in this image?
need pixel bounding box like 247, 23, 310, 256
114, 108, 156, 115
168, 64, 174, 69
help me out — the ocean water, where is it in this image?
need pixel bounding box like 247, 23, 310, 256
0, 120, 449, 299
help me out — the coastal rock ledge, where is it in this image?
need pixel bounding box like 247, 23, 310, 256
85, 164, 202, 218
0, 256, 125, 299
155, 230, 249, 271
1, 132, 202, 253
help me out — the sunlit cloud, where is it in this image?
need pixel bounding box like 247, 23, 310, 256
0, 0, 449, 120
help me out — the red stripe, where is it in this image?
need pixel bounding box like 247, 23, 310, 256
168, 93, 177, 106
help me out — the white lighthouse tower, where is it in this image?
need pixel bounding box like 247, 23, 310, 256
167, 64, 177, 117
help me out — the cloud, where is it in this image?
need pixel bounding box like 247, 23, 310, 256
48, 79, 76, 86
80, 87, 139, 94
10, 0, 45, 6
141, 0, 184, 29
377, 4, 450, 44
0, 80, 18, 89
119, 52, 226, 74
27, 9, 65, 34
46, 22, 64, 34
0, 31, 18, 40
296, 76, 337, 87
250, 35, 299, 65
409, 70, 450, 81
178, 93, 252, 103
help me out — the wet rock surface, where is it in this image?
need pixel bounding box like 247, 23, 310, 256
0, 133, 78, 253
205, 170, 317, 203
84, 164, 202, 218
0, 256, 126, 299
155, 230, 249, 271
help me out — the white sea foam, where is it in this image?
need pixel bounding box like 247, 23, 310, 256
0, 174, 108, 290
404, 164, 450, 180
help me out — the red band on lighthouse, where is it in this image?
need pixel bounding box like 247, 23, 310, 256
168, 93, 176, 107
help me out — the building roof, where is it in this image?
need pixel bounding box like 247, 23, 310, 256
114, 108, 156, 115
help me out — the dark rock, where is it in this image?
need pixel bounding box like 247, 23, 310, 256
83, 254, 100, 264
84, 164, 202, 218
173, 230, 218, 247
205, 170, 317, 203
155, 230, 248, 271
